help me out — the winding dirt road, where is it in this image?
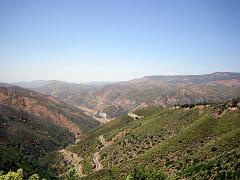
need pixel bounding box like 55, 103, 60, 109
93, 152, 102, 171
59, 149, 85, 177
99, 135, 107, 146
92, 135, 109, 172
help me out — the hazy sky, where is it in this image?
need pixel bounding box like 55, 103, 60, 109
0, 0, 240, 83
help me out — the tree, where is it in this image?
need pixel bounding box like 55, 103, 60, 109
62, 168, 80, 180
29, 174, 40, 180
0, 169, 23, 180
126, 166, 166, 180
0, 169, 42, 180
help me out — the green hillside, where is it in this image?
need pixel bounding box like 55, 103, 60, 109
62, 100, 240, 179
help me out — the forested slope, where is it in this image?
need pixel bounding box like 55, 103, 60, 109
62, 99, 240, 179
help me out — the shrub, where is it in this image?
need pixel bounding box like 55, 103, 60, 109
127, 166, 166, 180
0, 169, 42, 180
61, 168, 80, 180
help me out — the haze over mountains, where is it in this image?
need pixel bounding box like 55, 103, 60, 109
1, 72, 240, 179
13, 72, 240, 120
1, 0, 240, 178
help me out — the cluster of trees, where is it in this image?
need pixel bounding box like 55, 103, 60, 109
174, 97, 240, 109
0, 144, 60, 179
214, 97, 240, 113
174, 102, 210, 109
177, 150, 240, 179
227, 97, 240, 108
0, 169, 41, 180
126, 167, 165, 180
0, 168, 82, 180
61, 168, 81, 180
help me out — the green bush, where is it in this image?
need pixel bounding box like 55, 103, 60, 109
61, 168, 80, 180
0, 169, 42, 180
127, 166, 165, 180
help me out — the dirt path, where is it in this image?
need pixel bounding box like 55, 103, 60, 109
75, 105, 115, 123
93, 152, 102, 171
93, 132, 127, 171
99, 135, 107, 146
128, 112, 143, 120
92, 135, 108, 172
99, 112, 109, 122
92, 135, 105, 172
59, 149, 85, 177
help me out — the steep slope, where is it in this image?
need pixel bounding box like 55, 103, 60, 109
0, 85, 99, 178
15, 80, 108, 122
0, 85, 100, 137
56, 99, 240, 179
93, 72, 240, 116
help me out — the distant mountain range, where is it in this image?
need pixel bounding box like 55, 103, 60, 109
12, 72, 240, 119
13, 80, 115, 89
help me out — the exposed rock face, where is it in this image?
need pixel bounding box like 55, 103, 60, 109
207, 79, 240, 87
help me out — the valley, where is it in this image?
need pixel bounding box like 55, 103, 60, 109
1, 0, 240, 178
1, 72, 240, 179
16, 72, 240, 120
0, 84, 99, 178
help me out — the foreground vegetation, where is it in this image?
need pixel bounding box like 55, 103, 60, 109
67, 99, 240, 179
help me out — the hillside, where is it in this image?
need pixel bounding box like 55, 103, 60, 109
1, 83, 240, 179
93, 72, 240, 116
46, 98, 240, 179
18, 72, 240, 120
0, 85, 99, 178
14, 80, 105, 108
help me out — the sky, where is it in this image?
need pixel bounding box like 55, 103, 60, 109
0, 0, 240, 83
